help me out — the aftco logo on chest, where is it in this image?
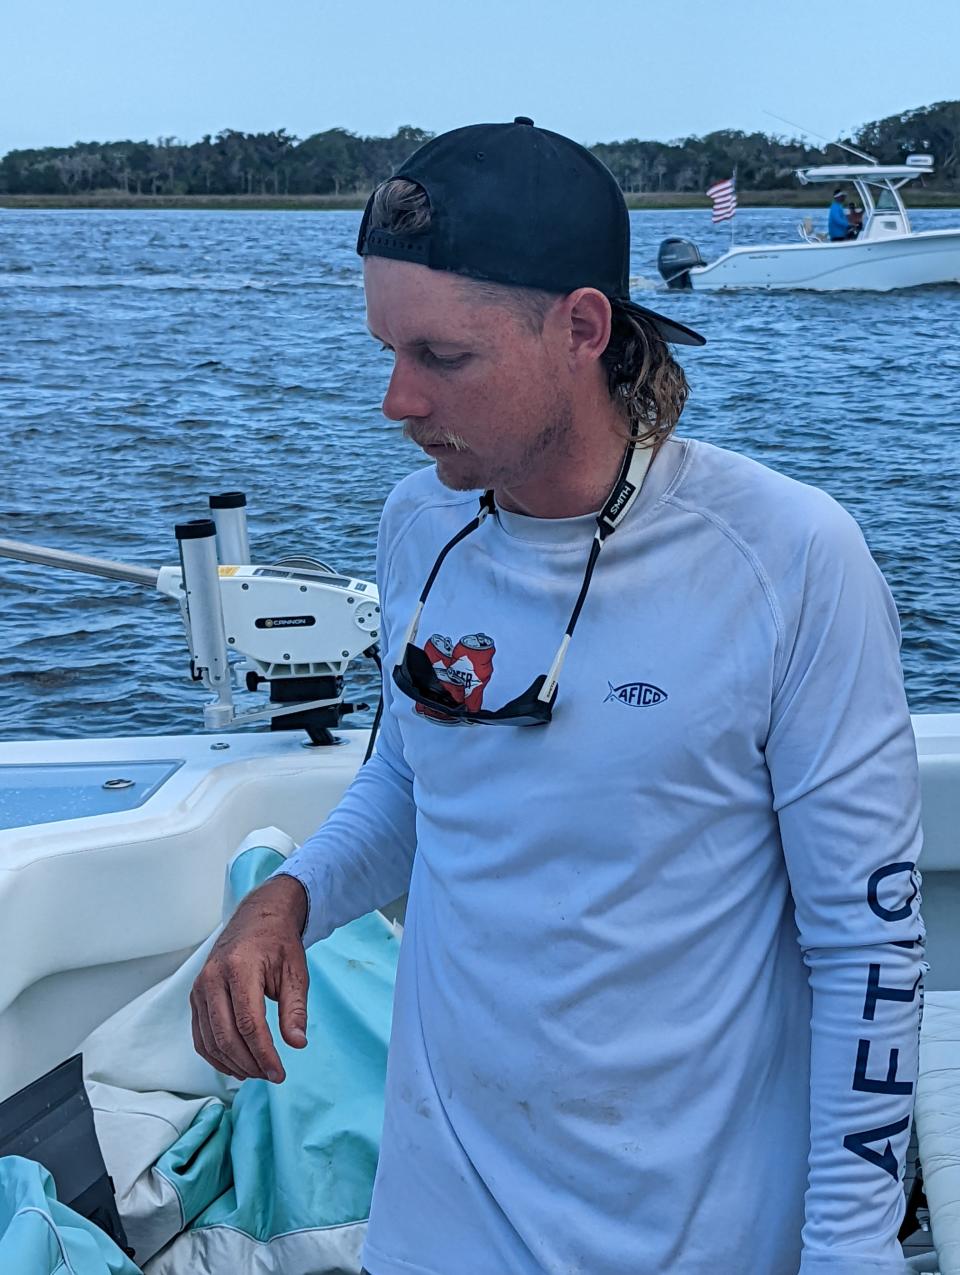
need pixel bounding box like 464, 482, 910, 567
604, 681, 668, 707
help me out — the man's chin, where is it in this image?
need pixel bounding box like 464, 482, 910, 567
433, 454, 486, 492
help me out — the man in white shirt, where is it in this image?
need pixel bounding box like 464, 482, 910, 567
191, 117, 924, 1274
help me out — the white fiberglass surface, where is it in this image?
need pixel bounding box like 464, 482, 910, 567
0, 760, 183, 830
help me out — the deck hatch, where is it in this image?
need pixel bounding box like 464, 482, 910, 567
0, 760, 184, 830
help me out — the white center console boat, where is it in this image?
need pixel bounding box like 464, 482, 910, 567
657, 155, 960, 292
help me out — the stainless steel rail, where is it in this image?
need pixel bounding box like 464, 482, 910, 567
0, 538, 160, 588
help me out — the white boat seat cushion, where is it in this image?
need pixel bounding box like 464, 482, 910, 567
916, 991, 960, 1274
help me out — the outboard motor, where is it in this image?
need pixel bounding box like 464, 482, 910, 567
657, 238, 705, 290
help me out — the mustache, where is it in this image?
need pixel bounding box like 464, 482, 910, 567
402, 423, 469, 452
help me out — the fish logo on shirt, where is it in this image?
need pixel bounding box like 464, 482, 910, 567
604, 681, 668, 708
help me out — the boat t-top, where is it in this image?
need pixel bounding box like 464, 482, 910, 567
657, 154, 960, 291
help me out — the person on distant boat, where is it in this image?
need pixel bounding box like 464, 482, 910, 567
828, 187, 852, 240
847, 201, 864, 238
191, 119, 925, 1275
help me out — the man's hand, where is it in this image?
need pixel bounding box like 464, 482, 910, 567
190, 874, 310, 1083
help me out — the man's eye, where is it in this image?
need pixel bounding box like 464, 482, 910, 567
422, 350, 470, 369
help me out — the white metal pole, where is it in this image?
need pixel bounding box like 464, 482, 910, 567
175, 518, 233, 727
209, 491, 251, 565
730, 166, 738, 248
0, 537, 159, 587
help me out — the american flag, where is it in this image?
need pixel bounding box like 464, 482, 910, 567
706, 175, 737, 223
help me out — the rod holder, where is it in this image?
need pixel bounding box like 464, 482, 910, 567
175, 519, 232, 727
209, 491, 250, 566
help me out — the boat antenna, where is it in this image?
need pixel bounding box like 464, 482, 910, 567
762, 110, 879, 165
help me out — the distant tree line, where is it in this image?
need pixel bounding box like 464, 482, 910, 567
2, 102, 957, 197
592, 102, 957, 192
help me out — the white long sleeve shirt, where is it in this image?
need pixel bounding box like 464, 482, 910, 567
277, 435, 925, 1275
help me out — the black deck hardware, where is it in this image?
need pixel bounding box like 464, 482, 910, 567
0, 1053, 133, 1258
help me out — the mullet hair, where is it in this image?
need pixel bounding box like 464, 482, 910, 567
366, 177, 689, 443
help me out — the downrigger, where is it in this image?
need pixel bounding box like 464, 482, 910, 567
0, 491, 381, 745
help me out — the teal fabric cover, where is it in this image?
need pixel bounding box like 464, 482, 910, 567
0, 839, 398, 1274
0, 1156, 139, 1274
155, 904, 395, 1244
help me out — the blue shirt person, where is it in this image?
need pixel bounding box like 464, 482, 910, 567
828, 188, 851, 240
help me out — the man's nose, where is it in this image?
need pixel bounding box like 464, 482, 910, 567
382, 360, 431, 422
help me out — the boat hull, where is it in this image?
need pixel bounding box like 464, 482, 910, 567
688, 229, 960, 291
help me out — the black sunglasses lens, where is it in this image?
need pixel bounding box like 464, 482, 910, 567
394, 647, 555, 726
402, 643, 461, 706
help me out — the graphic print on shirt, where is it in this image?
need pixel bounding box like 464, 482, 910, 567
604, 680, 668, 707
842, 860, 925, 1179
418, 632, 496, 720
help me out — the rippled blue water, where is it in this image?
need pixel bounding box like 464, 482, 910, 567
1, 207, 958, 740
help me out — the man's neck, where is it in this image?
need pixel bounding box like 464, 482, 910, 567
495, 408, 651, 519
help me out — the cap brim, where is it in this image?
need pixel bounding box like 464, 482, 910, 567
619, 299, 706, 347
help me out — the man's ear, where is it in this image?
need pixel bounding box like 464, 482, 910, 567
564, 288, 612, 367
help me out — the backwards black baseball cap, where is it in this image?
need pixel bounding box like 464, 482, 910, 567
357, 117, 705, 348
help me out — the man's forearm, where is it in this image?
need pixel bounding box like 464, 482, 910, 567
799, 935, 923, 1274
272, 745, 417, 946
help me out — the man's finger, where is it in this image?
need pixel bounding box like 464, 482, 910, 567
203, 981, 266, 1080
193, 993, 249, 1081
276, 950, 310, 1049
190, 990, 228, 1074
226, 969, 285, 1082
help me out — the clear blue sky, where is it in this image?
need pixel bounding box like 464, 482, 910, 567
3, 0, 958, 157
